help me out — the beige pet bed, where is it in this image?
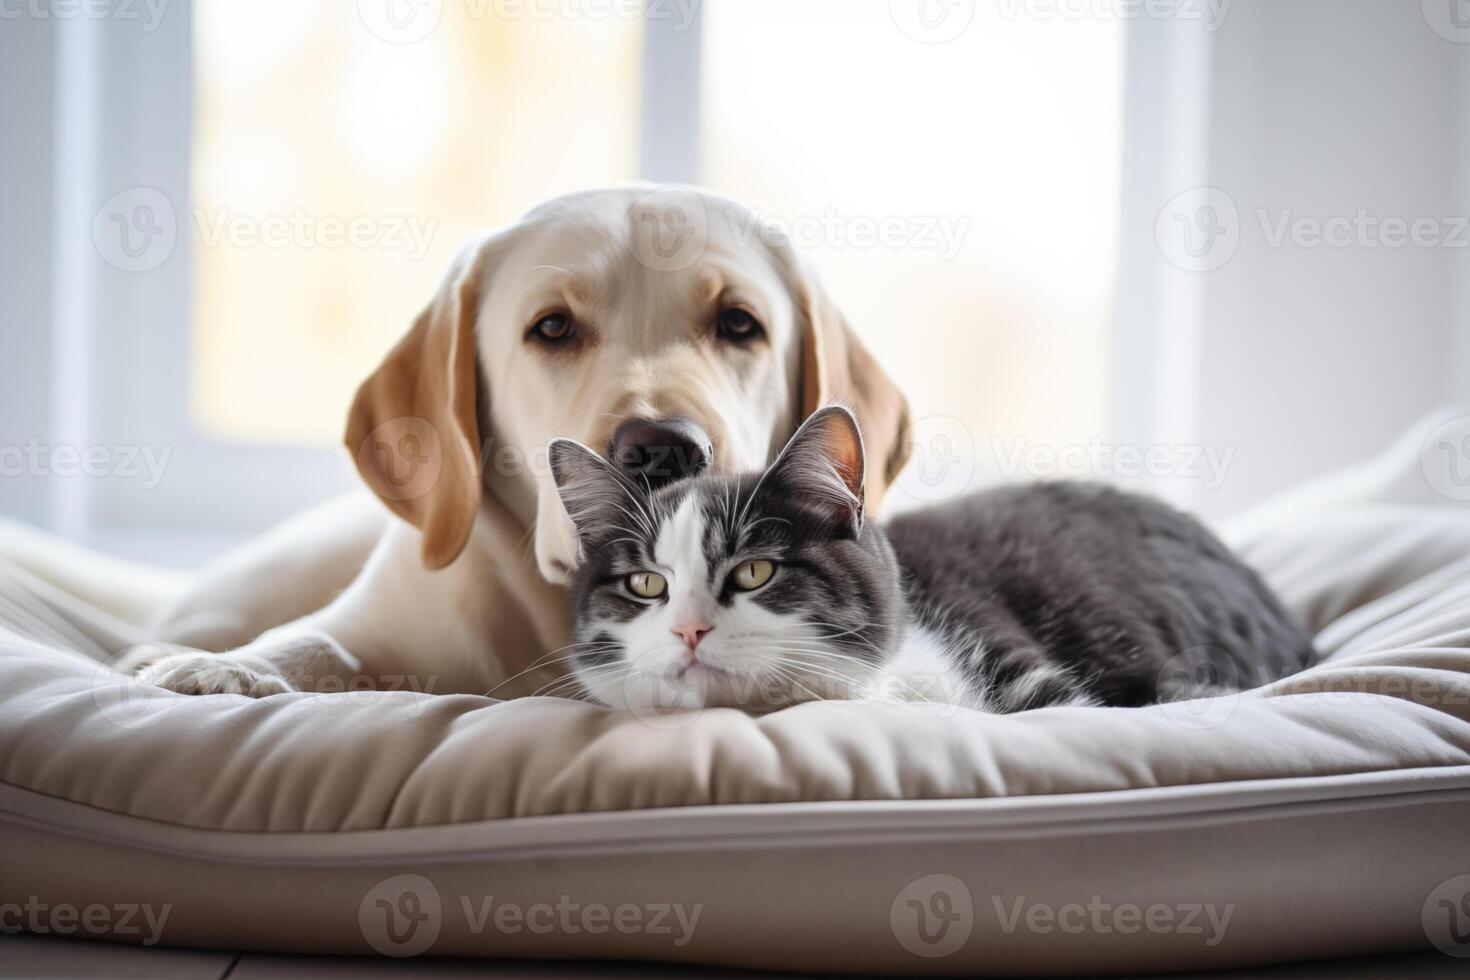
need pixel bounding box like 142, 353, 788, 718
3, 415, 1470, 975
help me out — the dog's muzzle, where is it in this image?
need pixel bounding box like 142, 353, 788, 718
609, 417, 712, 489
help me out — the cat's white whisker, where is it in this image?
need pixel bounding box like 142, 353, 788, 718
484, 641, 627, 697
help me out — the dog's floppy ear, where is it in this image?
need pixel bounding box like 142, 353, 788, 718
345, 238, 491, 570
795, 269, 912, 513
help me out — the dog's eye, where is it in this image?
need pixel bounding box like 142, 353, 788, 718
717, 308, 764, 342
626, 571, 668, 599
730, 559, 775, 591
529, 313, 575, 344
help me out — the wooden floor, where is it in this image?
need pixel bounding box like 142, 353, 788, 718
0, 934, 1461, 979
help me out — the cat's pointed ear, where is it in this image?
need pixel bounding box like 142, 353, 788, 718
548, 439, 642, 549
764, 405, 867, 535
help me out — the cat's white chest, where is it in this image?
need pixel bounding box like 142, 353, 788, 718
859, 624, 987, 710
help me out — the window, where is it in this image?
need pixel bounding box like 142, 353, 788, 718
193, 0, 1124, 458
192, 1, 643, 446
701, 0, 1125, 479
19, 0, 1134, 562
11, 3, 1451, 565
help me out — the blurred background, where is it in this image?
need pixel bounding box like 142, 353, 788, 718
1, 0, 1467, 565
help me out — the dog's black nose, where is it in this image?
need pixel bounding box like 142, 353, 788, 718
610, 418, 712, 487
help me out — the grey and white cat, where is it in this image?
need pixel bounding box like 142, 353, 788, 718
547, 407, 1315, 714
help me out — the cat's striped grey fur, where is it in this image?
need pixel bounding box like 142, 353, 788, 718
548, 407, 1315, 714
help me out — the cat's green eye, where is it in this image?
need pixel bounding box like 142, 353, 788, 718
626, 571, 667, 599
731, 559, 775, 591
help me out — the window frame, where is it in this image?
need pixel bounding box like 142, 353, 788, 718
19, 1, 1184, 561
1109, 13, 1216, 511
40, 1, 705, 561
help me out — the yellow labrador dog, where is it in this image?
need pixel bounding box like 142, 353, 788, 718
121, 186, 912, 699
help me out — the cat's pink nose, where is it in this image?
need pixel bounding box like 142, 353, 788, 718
672, 621, 713, 650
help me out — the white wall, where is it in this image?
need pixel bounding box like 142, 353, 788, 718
1189, 0, 1470, 517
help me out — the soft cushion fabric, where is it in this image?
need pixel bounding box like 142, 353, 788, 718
2, 410, 1469, 974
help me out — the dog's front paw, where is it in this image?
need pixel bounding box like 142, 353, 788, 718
134, 652, 294, 697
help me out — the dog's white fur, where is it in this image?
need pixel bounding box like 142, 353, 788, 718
22, 186, 912, 700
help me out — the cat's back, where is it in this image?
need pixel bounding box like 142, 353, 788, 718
888, 482, 1216, 577
884, 482, 1314, 705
